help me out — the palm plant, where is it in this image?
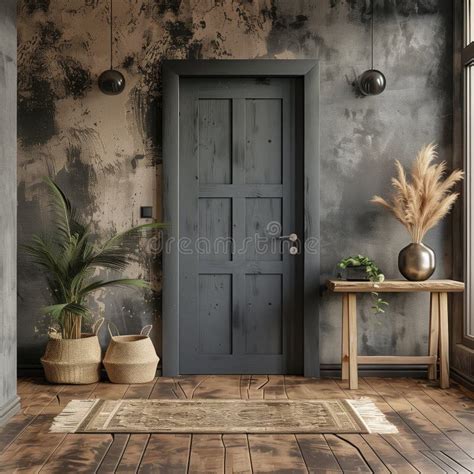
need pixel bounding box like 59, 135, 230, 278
23, 177, 164, 339
371, 143, 463, 243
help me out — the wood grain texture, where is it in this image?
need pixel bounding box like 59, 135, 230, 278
163, 61, 320, 377
388, 378, 474, 457
325, 434, 372, 473
222, 434, 252, 474
428, 292, 440, 380
341, 293, 349, 380
100, 377, 157, 473
0, 382, 64, 452
334, 284, 456, 390
296, 434, 342, 472
179, 78, 298, 375
327, 279, 465, 292
365, 378, 459, 451
96, 433, 130, 473
248, 434, 308, 473
348, 293, 358, 390
439, 292, 450, 389
3, 376, 474, 474
139, 434, 191, 473
360, 434, 418, 473
40, 381, 130, 472
0, 383, 97, 472
116, 434, 149, 473
39, 433, 113, 472
337, 433, 390, 473
357, 355, 437, 364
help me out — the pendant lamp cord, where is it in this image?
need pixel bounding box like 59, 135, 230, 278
371, 0, 374, 70
110, 0, 113, 70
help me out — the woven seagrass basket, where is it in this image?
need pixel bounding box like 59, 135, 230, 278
104, 324, 159, 384
41, 319, 104, 384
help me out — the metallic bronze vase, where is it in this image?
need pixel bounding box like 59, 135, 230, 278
398, 243, 435, 281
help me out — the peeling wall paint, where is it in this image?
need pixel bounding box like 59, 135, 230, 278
17, 0, 454, 368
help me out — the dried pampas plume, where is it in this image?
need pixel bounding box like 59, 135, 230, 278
371, 143, 463, 243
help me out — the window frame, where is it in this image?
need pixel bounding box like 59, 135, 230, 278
463, 0, 474, 346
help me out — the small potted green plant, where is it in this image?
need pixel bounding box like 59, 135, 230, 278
23, 177, 164, 384
337, 255, 388, 314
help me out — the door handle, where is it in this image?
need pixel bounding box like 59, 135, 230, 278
277, 233, 298, 255
278, 233, 298, 242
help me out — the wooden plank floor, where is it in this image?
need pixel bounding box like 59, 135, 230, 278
0, 376, 473, 473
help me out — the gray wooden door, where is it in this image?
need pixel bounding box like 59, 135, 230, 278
179, 77, 301, 374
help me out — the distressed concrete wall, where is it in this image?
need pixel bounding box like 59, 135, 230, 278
17, 0, 454, 368
1, 0, 19, 421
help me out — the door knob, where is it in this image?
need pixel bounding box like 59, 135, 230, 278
278, 233, 298, 242
277, 233, 299, 256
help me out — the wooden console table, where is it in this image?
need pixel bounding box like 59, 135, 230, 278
326, 279, 465, 389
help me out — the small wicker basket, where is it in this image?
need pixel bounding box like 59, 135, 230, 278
41, 318, 104, 385
104, 324, 159, 384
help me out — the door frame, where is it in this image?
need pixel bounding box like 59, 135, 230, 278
162, 60, 320, 377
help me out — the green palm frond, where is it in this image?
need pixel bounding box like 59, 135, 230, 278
43, 302, 90, 319
79, 278, 150, 298
44, 177, 87, 244
89, 248, 134, 272
46, 276, 68, 304
100, 222, 166, 251
24, 178, 163, 338
44, 177, 73, 243
22, 235, 65, 277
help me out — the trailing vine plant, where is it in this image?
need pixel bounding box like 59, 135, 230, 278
337, 255, 388, 314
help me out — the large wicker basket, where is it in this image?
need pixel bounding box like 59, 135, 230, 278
104, 324, 159, 384
41, 319, 104, 384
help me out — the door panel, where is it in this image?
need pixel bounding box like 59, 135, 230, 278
198, 99, 232, 184
245, 274, 283, 355
198, 198, 232, 260
245, 197, 282, 261
245, 99, 283, 184
198, 274, 232, 354
179, 77, 300, 374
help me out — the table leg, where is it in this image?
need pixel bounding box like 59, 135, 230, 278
348, 293, 358, 390
439, 292, 450, 389
341, 294, 349, 380
428, 292, 439, 380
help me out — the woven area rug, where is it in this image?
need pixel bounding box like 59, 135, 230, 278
50, 398, 397, 434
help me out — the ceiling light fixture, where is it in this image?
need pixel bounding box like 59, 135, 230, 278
98, 0, 125, 95
357, 0, 386, 96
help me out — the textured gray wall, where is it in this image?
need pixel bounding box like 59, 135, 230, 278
17, 0, 454, 368
1, 0, 18, 421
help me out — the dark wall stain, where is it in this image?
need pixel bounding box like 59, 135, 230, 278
55, 145, 97, 215
262, 3, 336, 59
39, 20, 62, 46
289, 15, 308, 29
18, 78, 57, 147
23, 0, 50, 14
60, 57, 92, 99
330, 0, 439, 20
165, 20, 194, 49
122, 54, 135, 71
158, 0, 182, 15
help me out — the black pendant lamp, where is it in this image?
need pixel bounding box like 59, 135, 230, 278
98, 0, 125, 95
357, 1, 386, 96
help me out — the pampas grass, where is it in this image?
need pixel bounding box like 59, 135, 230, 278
371, 143, 463, 243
